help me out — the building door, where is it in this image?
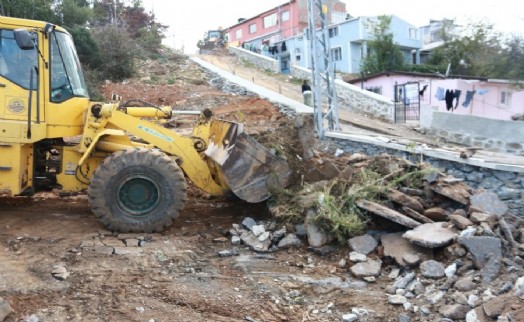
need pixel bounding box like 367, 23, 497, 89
394, 82, 420, 123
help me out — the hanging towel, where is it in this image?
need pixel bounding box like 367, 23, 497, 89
462, 90, 476, 107
476, 89, 489, 95
445, 89, 454, 111
435, 87, 445, 101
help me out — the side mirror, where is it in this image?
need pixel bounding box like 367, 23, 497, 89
14, 29, 37, 50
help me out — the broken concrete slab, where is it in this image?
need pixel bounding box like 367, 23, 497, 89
350, 259, 382, 278
387, 189, 424, 213
458, 236, 502, 283
348, 234, 378, 255
431, 182, 471, 205
423, 207, 448, 221
356, 200, 421, 228
469, 212, 497, 224
381, 232, 432, 266
402, 222, 458, 248
470, 192, 508, 217
402, 207, 434, 224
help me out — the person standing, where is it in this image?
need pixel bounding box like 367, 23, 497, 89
302, 79, 312, 106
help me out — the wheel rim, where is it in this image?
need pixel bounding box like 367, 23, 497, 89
117, 175, 161, 216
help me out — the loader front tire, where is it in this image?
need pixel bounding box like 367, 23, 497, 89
88, 148, 187, 233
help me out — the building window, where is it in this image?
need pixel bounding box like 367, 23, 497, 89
331, 47, 342, 61
298, 36, 303, 42
409, 28, 418, 40
500, 91, 512, 106
365, 18, 377, 35
264, 13, 277, 28
282, 10, 290, 22
249, 24, 257, 34
365, 86, 382, 94
328, 26, 339, 38
235, 29, 242, 40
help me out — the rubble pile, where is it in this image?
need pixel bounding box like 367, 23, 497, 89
221, 152, 524, 321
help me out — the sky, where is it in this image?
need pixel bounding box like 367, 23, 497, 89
142, 0, 524, 54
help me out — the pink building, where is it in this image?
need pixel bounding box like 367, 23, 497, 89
348, 72, 524, 121
225, 0, 347, 48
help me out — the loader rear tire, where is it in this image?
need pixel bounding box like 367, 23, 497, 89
88, 148, 187, 233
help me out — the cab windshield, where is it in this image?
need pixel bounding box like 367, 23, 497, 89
50, 31, 89, 102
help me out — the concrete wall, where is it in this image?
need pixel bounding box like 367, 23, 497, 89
228, 46, 279, 73
291, 65, 395, 121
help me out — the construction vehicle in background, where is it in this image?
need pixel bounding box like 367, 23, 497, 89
197, 29, 227, 54
0, 17, 291, 232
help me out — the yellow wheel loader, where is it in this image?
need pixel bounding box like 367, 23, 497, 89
0, 17, 291, 232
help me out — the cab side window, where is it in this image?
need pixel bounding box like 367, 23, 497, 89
0, 29, 38, 89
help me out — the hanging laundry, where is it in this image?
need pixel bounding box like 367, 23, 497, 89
419, 84, 429, 97
476, 89, 489, 95
445, 89, 454, 111
453, 90, 461, 109
435, 87, 445, 101
462, 90, 476, 107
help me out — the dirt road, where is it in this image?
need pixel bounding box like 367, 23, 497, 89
0, 195, 393, 321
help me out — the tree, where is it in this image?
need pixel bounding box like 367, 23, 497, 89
362, 15, 406, 74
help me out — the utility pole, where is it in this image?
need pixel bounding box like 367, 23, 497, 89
307, 0, 339, 139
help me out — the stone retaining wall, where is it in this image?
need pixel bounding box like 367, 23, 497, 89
291, 65, 395, 122
228, 46, 279, 73
330, 138, 524, 217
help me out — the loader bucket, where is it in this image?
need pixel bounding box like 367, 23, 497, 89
205, 120, 292, 203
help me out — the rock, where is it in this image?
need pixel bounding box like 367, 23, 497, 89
52, 265, 70, 281
0, 297, 13, 321
348, 234, 378, 255
240, 232, 271, 252
426, 290, 445, 304
483, 294, 510, 318
441, 304, 469, 320
445, 263, 457, 277
394, 272, 416, 289
468, 294, 479, 307
381, 232, 432, 266
514, 276, 524, 297
251, 225, 266, 237
363, 276, 376, 282
388, 294, 407, 305
403, 222, 457, 248
466, 309, 480, 322
440, 276, 459, 291
242, 217, 257, 230
398, 313, 411, 322
350, 259, 382, 278
305, 210, 333, 247
458, 236, 502, 282
277, 234, 302, 249
294, 224, 307, 237
452, 291, 468, 305
423, 207, 448, 221
231, 236, 241, 245
460, 226, 477, 238
387, 189, 424, 213
94, 246, 114, 255
453, 209, 468, 218
470, 192, 508, 217
113, 247, 144, 255
355, 200, 421, 228
469, 212, 496, 223
273, 227, 287, 240
342, 313, 358, 322
349, 251, 367, 262
351, 308, 369, 320
450, 215, 474, 229
455, 277, 477, 292
258, 231, 270, 242
446, 244, 467, 257
388, 268, 400, 279
218, 248, 239, 257
420, 260, 445, 279
402, 254, 421, 267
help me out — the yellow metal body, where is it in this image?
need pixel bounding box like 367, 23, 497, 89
0, 16, 232, 197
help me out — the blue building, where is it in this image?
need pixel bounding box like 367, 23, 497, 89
269, 15, 423, 74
